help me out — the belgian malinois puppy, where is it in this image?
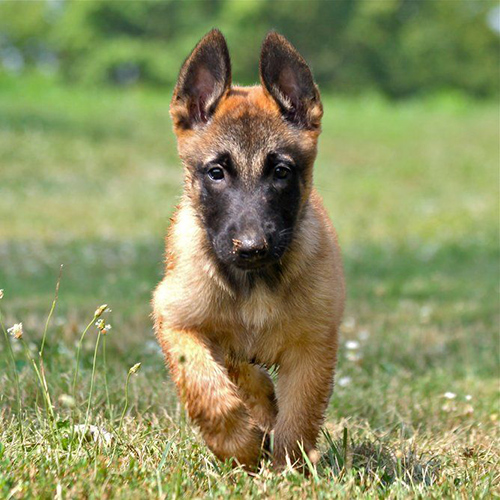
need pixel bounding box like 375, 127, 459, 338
153, 29, 345, 469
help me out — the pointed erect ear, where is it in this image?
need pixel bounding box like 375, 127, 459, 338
170, 29, 231, 130
260, 32, 322, 130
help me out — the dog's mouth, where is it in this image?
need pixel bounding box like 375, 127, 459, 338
232, 258, 274, 271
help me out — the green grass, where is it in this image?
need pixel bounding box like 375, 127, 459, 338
0, 74, 498, 498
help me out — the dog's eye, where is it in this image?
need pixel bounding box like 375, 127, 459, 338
274, 165, 291, 180
207, 166, 225, 181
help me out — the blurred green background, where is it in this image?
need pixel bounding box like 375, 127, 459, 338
1, 0, 499, 97
0, 1, 499, 496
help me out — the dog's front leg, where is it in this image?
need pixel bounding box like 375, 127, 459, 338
157, 326, 265, 468
274, 338, 337, 468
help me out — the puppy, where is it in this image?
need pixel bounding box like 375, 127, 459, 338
153, 29, 345, 469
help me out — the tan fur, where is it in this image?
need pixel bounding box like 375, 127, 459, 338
153, 34, 345, 470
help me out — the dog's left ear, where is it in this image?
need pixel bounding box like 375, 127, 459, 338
171, 29, 231, 130
260, 32, 322, 130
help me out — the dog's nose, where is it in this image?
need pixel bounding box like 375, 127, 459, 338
233, 236, 269, 263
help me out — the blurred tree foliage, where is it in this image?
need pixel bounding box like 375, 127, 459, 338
0, 0, 498, 98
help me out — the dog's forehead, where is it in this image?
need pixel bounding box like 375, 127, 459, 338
178, 85, 319, 180
211, 88, 294, 158
203, 87, 301, 171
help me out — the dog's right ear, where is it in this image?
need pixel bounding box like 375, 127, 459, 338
170, 29, 231, 130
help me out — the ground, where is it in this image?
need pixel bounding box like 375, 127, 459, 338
0, 75, 498, 498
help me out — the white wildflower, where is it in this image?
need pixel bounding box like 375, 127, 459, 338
95, 319, 111, 334
337, 376, 352, 388
58, 394, 76, 408
7, 322, 23, 339
465, 394, 472, 401
345, 340, 360, 350
72, 424, 113, 446
443, 392, 456, 400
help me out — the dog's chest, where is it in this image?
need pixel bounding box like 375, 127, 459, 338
239, 287, 279, 331
225, 284, 285, 363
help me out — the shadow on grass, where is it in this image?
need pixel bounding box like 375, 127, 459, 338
319, 428, 441, 488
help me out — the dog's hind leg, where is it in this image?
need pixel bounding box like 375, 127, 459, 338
156, 326, 265, 468
227, 362, 278, 433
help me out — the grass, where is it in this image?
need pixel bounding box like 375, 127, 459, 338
0, 74, 499, 498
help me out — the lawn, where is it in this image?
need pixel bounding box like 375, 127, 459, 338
0, 75, 498, 498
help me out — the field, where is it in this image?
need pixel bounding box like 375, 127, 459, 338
0, 75, 498, 498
